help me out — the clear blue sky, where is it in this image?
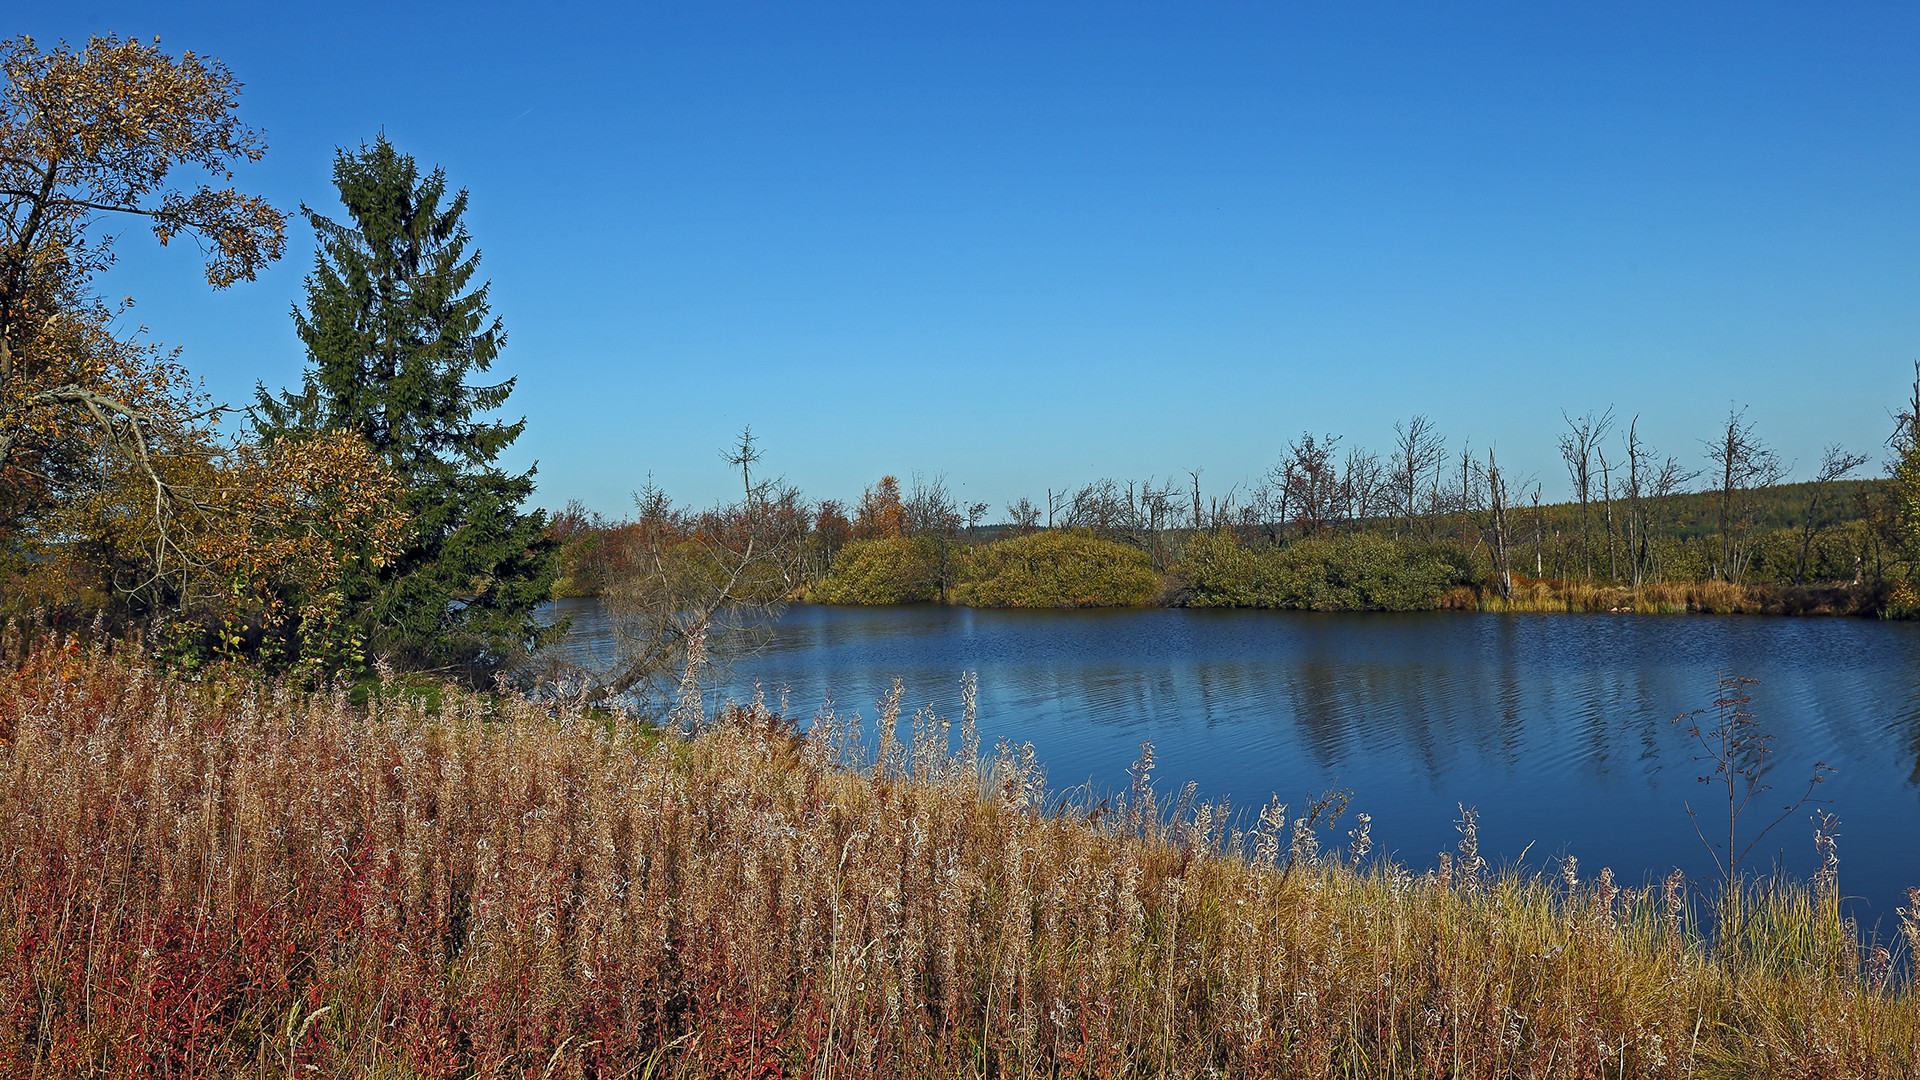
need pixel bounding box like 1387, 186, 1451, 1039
24, 2, 1920, 515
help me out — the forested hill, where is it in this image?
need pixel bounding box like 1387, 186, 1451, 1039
1530, 478, 1886, 539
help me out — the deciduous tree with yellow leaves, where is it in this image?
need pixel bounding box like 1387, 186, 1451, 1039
0, 33, 286, 601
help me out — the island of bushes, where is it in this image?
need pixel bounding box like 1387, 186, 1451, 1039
795, 527, 1884, 614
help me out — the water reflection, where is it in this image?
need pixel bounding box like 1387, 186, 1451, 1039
543, 600, 1920, 921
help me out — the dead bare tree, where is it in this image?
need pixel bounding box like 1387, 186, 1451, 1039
1892, 359, 1920, 459
1389, 415, 1444, 538
1254, 468, 1289, 542
1137, 477, 1180, 568
1644, 451, 1698, 585
1531, 488, 1545, 578
1558, 408, 1615, 579
965, 500, 989, 542
1206, 481, 1245, 535
1795, 444, 1868, 583
1058, 476, 1180, 556
1858, 363, 1920, 585
1619, 419, 1664, 588
907, 471, 965, 601
1705, 406, 1786, 583
1609, 417, 1700, 588
1451, 439, 1485, 541
1485, 447, 1524, 600
905, 471, 962, 538
1061, 478, 1127, 536
1597, 446, 1617, 582
1004, 497, 1041, 533
1342, 445, 1386, 528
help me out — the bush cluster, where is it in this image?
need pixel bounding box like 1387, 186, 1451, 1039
1180, 531, 1476, 610
812, 531, 1161, 608
807, 536, 949, 604
803, 525, 1892, 615
953, 529, 1160, 608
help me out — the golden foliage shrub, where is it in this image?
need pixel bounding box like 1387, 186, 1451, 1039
953, 529, 1159, 608
808, 535, 946, 604
1179, 531, 1474, 610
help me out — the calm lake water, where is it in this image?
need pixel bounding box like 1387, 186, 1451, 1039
547, 599, 1920, 926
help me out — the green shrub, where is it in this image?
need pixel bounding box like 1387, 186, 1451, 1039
1179, 532, 1473, 610
953, 530, 1160, 608
808, 537, 947, 604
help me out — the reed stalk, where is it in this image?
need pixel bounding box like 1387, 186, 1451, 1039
1, 637, 1913, 1077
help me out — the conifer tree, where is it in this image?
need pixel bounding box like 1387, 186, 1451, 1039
254, 135, 554, 670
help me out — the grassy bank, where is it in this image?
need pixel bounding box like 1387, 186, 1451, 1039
2, 641, 1915, 1077
1475, 578, 1886, 616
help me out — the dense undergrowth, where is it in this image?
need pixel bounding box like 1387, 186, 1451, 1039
1176, 531, 1476, 611
809, 531, 1160, 608
2, 638, 1916, 1078
806, 535, 951, 604
805, 528, 1883, 615
951, 530, 1161, 608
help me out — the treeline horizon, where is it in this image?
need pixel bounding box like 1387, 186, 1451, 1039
549, 402, 1907, 610
556, 402, 1888, 536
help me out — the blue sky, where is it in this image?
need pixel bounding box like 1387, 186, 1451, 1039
23, 2, 1920, 515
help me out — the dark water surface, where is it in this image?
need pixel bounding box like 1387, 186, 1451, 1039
548, 599, 1920, 925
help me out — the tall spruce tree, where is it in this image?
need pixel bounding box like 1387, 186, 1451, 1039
254, 135, 555, 671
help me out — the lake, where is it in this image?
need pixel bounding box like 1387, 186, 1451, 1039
546, 599, 1920, 927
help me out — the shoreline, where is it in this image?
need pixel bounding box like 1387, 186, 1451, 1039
554, 578, 1891, 617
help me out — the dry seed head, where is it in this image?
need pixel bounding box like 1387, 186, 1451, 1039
1901, 888, 1920, 982
1252, 795, 1286, 868
1594, 867, 1618, 923
1455, 804, 1485, 892
1811, 811, 1840, 902
1347, 812, 1372, 864
1289, 815, 1319, 869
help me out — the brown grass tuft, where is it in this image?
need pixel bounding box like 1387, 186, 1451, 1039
1477, 578, 1883, 616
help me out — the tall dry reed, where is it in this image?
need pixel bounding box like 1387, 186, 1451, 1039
1477, 579, 1881, 616
1, 636, 1915, 1078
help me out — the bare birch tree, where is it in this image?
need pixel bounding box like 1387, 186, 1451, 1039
1484, 447, 1531, 601
1452, 440, 1485, 540
1621, 419, 1651, 587
1597, 447, 1617, 582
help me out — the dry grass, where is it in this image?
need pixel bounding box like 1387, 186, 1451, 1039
1474, 579, 1882, 616
2, 637, 1916, 1078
